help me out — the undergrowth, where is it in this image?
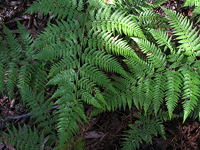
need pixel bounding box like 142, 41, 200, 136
1, 0, 200, 149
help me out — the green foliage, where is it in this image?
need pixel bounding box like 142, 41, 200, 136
3, 124, 45, 150
182, 0, 200, 23
1, 0, 200, 149
123, 112, 166, 150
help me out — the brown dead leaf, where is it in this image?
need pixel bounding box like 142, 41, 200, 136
0, 95, 7, 103
10, 98, 15, 108
85, 131, 105, 139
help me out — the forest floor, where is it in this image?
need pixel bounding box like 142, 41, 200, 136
1, 0, 200, 149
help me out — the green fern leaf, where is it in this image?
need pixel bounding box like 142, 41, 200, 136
132, 37, 167, 71
153, 73, 166, 115
162, 7, 200, 55
3, 124, 44, 150
180, 68, 200, 122
164, 70, 182, 119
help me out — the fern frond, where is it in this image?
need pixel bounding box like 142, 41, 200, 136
164, 70, 182, 119
124, 57, 155, 80
82, 48, 128, 77
47, 69, 77, 86
25, 0, 84, 20
17, 63, 33, 88
3, 124, 44, 150
3, 25, 21, 60
88, 8, 146, 38
48, 56, 78, 78
132, 38, 167, 71
79, 64, 111, 88
147, 0, 167, 8
0, 63, 5, 94
6, 63, 18, 100
0, 22, 36, 99
17, 21, 34, 53
167, 48, 184, 69
153, 73, 166, 115
150, 29, 174, 52
34, 20, 81, 60
123, 113, 165, 150
78, 89, 103, 109
87, 30, 137, 57
55, 98, 87, 147
130, 86, 139, 109
143, 78, 153, 114
162, 7, 200, 55
30, 66, 47, 92
139, 9, 168, 29
20, 87, 56, 135
180, 67, 200, 122
137, 81, 145, 109
114, 0, 149, 14
182, 0, 199, 7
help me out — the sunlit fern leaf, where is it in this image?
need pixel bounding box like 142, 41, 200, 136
139, 9, 168, 29
181, 0, 199, 7
132, 37, 167, 72
162, 7, 200, 55
147, 0, 167, 8
89, 8, 146, 38
25, 0, 84, 20
82, 48, 128, 77
150, 29, 174, 52
88, 30, 138, 57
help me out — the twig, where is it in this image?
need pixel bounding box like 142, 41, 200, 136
4, 105, 61, 120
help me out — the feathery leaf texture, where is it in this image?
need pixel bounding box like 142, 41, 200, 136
2, 0, 200, 149
182, 0, 200, 23
123, 113, 166, 150
3, 124, 45, 150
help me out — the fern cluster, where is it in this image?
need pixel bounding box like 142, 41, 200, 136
1, 0, 200, 149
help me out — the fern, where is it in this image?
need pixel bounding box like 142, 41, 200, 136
0, 21, 41, 99
182, 0, 200, 23
25, 0, 85, 20
123, 112, 166, 150
3, 124, 45, 150
162, 7, 200, 55
2, 0, 200, 149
